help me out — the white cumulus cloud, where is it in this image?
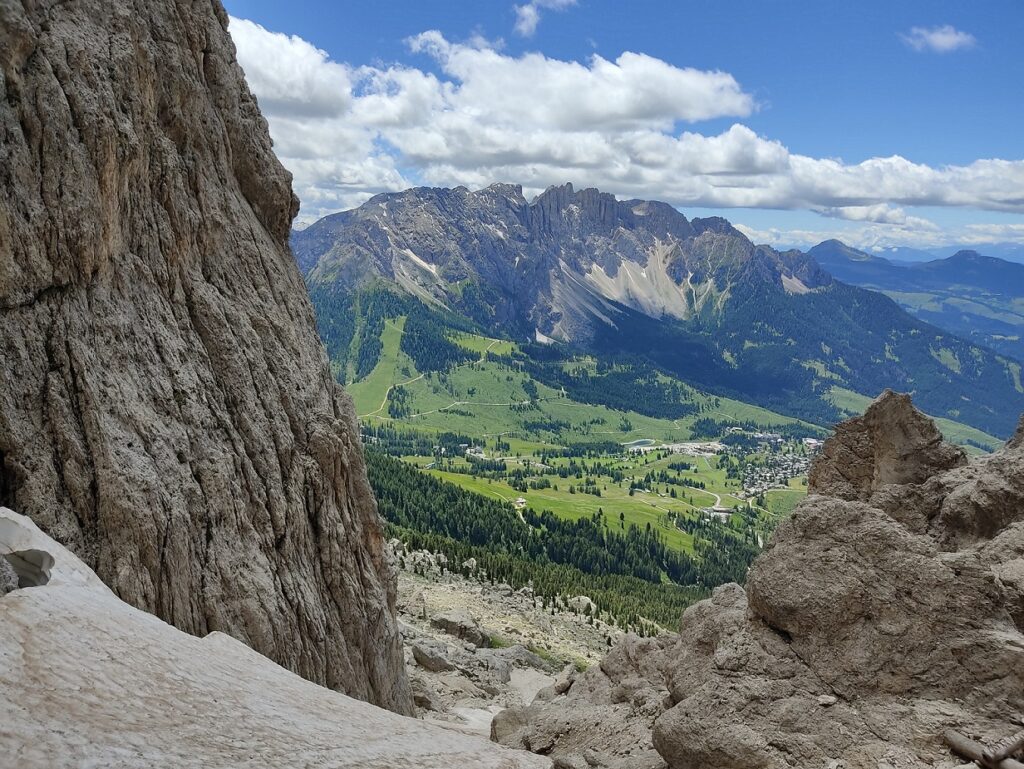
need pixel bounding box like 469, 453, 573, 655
513, 0, 577, 37
901, 25, 976, 53
228, 17, 1024, 242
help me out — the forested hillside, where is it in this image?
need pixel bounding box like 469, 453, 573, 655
368, 451, 763, 630
809, 239, 1024, 362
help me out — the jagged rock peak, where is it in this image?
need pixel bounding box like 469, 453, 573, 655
808, 389, 967, 500
497, 395, 1024, 768
484, 181, 527, 200
0, 0, 410, 712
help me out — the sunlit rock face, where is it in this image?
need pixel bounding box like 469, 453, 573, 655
496, 392, 1024, 769
0, 0, 410, 712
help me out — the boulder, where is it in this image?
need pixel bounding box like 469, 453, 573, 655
487, 644, 553, 672
431, 610, 491, 647
473, 651, 513, 684
493, 635, 674, 769
413, 641, 458, 673
410, 676, 445, 712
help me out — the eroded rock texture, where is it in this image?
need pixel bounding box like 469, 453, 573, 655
807, 388, 967, 500
497, 391, 1024, 768
0, 0, 411, 713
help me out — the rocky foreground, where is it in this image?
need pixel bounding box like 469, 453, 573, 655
0, 508, 546, 769
392, 546, 623, 735
495, 391, 1024, 769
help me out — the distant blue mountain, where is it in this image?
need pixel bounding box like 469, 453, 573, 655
930, 243, 1024, 264
808, 240, 1024, 360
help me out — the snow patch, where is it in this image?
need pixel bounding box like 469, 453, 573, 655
0, 507, 549, 768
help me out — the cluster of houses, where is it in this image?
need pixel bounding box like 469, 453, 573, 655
741, 445, 815, 497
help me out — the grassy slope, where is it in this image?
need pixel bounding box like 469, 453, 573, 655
347, 316, 418, 416
340, 327, 796, 557
762, 477, 808, 517
422, 449, 753, 557
351, 329, 816, 446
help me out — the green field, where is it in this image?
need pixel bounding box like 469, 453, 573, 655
422, 449, 757, 556
762, 478, 808, 517
350, 326, 817, 446
347, 316, 418, 416
345, 324, 819, 558
346, 320, 1005, 569
450, 332, 517, 357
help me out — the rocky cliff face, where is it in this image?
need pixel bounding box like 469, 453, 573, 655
495, 391, 1024, 768
293, 182, 828, 344
0, 0, 410, 713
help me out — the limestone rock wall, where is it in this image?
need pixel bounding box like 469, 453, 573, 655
0, 0, 411, 713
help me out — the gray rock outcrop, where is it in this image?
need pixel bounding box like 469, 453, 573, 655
497, 391, 1024, 768
807, 389, 967, 500
432, 609, 491, 647
413, 641, 458, 673
0, 0, 410, 712
0, 508, 548, 768
0, 556, 17, 595
493, 635, 675, 769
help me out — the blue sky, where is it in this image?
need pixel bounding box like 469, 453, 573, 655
224, 0, 1024, 251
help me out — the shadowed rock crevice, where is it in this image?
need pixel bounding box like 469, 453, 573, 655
0, 451, 15, 510
1, 550, 54, 589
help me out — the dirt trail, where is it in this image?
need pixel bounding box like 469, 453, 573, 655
360, 373, 425, 418
361, 338, 498, 419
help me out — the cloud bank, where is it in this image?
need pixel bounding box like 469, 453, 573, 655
230, 17, 1023, 247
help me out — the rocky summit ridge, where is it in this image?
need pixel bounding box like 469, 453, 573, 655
0, 0, 409, 712
293, 183, 1024, 438
293, 181, 829, 344
495, 390, 1024, 769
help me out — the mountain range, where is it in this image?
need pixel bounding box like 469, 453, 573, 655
292, 183, 1024, 438
790, 242, 1024, 265
809, 240, 1024, 360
